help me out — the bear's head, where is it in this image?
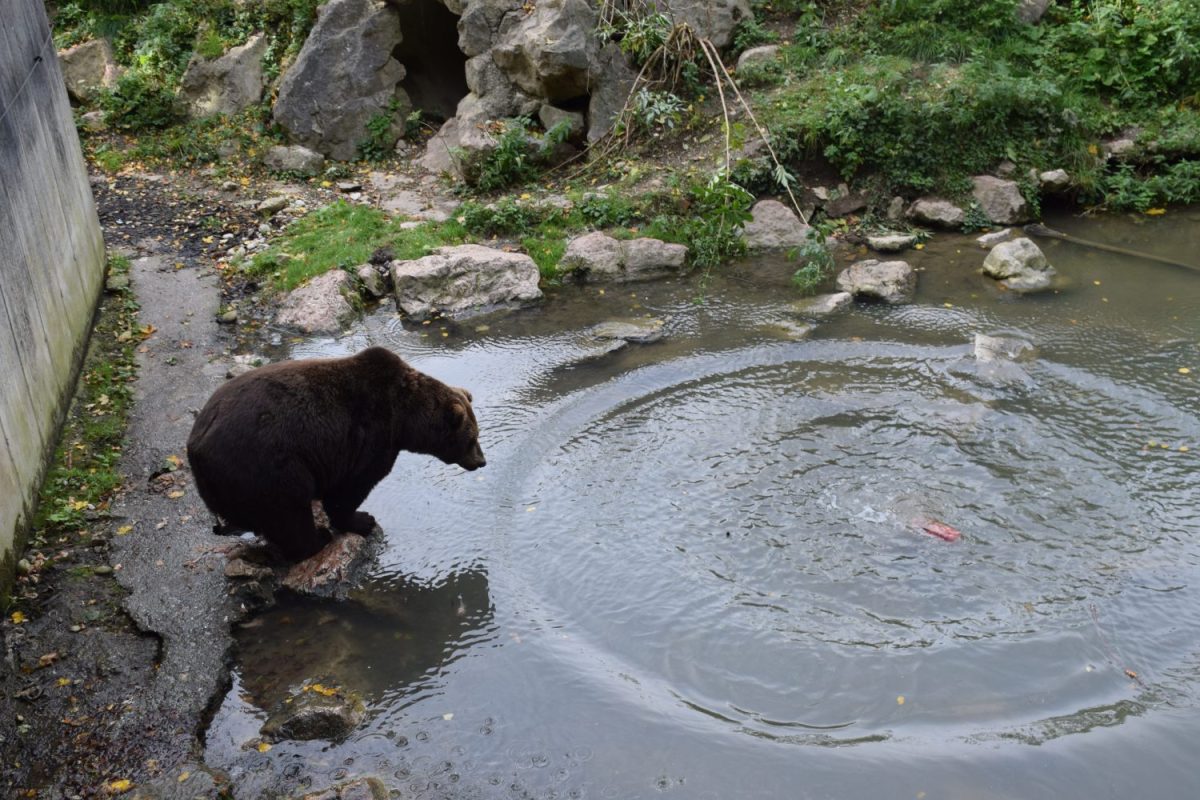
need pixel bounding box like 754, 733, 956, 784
439, 387, 486, 471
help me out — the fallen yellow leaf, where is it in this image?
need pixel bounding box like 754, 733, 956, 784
257, 742, 272, 752
1180, 367, 1192, 375
305, 683, 338, 696
11, 611, 28, 624
914, 243, 925, 250
178, 771, 191, 783
107, 778, 133, 794
897, 696, 905, 705
1145, 208, 1166, 216
57, 677, 71, 687
167, 490, 185, 500
116, 525, 133, 536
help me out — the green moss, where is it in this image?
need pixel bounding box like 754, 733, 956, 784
30, 255, 139, 541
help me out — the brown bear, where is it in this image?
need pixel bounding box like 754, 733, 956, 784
186, 346, 485, 561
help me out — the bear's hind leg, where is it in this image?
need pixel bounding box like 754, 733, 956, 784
258, 501, 331, 562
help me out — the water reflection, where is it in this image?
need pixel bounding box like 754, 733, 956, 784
232, 568, 495, 712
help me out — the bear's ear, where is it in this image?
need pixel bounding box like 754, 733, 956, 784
455, 387, 473, 403
447, 401, 468, 427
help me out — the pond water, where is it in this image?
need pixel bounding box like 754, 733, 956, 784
206, 209, 1200, 798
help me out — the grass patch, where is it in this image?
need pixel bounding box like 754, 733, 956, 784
244, 201, 467, 291
30, 255, 140, 542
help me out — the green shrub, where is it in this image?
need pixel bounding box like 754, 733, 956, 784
732, 15, 779, 56
99, 70, 179, 130
461, 117, 570, 194
459, 197, 553, 237
647, 175, 754, 269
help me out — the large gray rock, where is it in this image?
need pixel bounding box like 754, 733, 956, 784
743, 199, 812, 251
1039, 169, 1071, 193
736, 45, 780, 71
59, 39, 120, 103
836, 259, 916, 304
982, 237, 1055, 292
539, 103, 586, 141
666, 0, 752, 48
390, 245, 543, 318
177, 34, 268, 119
908, 197, 966, 228
971, 175, 1031, 225
274, 0, 409, 160
559, 232, 688, 282
275, 270, 358, 333
491, 0, 597, 102
263, 144, 326, 175
587, 44, 637, 143
418, 94, 507, 177
1017, 0, 1051, 23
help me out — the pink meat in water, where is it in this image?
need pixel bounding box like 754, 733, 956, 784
920, 520, 962, 542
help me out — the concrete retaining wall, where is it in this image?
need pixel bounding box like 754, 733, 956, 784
1, 1, 107, 581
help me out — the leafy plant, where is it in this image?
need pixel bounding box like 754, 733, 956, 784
629, 89, 686, 132
598, 7, 672, 65
358, 98, 406, 162
648, 174, 754, 269
790, 235, 834, 293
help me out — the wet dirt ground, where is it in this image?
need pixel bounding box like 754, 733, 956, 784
0, 171, 307, 799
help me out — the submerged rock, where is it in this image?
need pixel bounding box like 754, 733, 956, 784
283, 533, 374, 597
790, 291, 853, 317
982, 237, 1056, 293
836, 259, 916, 304
867, 233, 917, 253
299, 777, 388, 800
390, 245, 542, 318
275, 270, 358, 334
976, 228, 1018, 248
974, 333, 1036, 363
261, 683, 366, 742
588, 318, 665, 344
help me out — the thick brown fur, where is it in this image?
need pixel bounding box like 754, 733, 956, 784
186, 347, 485, 561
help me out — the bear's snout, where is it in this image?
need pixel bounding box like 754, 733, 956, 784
459, 444, 486, 471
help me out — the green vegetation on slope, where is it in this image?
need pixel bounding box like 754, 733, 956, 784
736, 0, 1200, 209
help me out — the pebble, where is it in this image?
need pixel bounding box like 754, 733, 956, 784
94, 565, 113, 576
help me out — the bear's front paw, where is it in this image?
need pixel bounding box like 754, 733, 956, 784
332, 511, 378, 534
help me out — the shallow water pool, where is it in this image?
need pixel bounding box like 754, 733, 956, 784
207, 209, 1200, 798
